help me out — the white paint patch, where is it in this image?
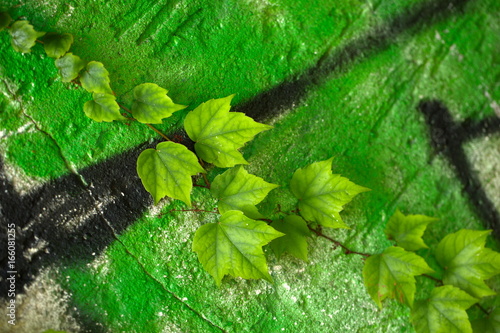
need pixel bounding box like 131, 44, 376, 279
0, 267, 80, 332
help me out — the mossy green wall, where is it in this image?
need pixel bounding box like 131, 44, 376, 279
1, 0, 499, 332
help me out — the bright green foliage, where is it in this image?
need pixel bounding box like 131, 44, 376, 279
136, 141, 204, 206
0, 12, 11, 31
411, 285, 477, 333
80, 61, 113, 94
42, 32, 73, 58
55, 52, 86, 82
363, 246, 434, 309
385, 210, 437, 251
471, 308, 500, 333
290, 158, 369, 228
130, 83, 186, 124
270, 215, 310, 261
192, 210, 284, 286
435, 229, 500, 299
41, 330, 68, 333
184, 95, 272, 168
83, 93, 125, 122
210, 165, 278, 219
9, 20, 45, 53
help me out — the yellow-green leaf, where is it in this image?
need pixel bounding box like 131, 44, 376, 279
136, 141, 204, 205
9, 20, 45, 53
210, 165, 278, 219
131, 83, 186, 124
43, 32, 73, 58
55, 52, 86, 82
184, 95, 272, 168
80, 61, 113, 94
411, 285, 477, 333
83, 93, 125, 122
363, 246, 434, 309
290, 158, 369, 228
192, 210, 284, 286
270, 215, 310, 261
436, 229, 500, 299
385, 210, 437, 251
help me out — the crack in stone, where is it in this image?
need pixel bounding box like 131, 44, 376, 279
20, 109, 89, 188
84, 187, 226, 332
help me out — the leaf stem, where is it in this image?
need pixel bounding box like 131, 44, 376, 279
201, 173, 211, 189
117, 102, 171, 141
476, 303, 490, 316
308, 226, 371, 257
146, 124, 171, 141
421, 274, 443, 285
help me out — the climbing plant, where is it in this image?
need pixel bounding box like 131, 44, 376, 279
2, 12, 500, 333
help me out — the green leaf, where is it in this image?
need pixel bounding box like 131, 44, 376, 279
136, 141, 204, 205
435, 229, 500, 299
385, 209, 437, 251
184, 95, 272, 168
83, 93, 125, 122
55, 52, 86, 82
131, 83, 186, 124
411, 285, 477, 333
471, 308, 500, 333
210, 165, 278, 219
9, 20, 45, 53
42, 32, 73, 58
192, 210, 284, 286
270, 215, 310, 261
0, 12, 12, 31
363, 246, 434, 309
80, 61, 113, 94
290, 158, 369, 228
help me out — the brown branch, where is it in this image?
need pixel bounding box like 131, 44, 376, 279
308, 226, 371, 257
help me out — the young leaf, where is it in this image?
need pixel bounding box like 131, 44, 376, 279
83, 93, 125, 122
9, 20, 45, 53
192, 210, 284, 286
131, 83, 186, 124
136, 141, 204, 206
184, 95, 272, 168
471, 308, 500, 333
363, 246, 434, 309
411, 285, 477, 333
0, 12, 12, 31
43, 32, 74, 58
435, 229, 500, 299
290, 158, 369, 228
80, 61, 113, 94
270, 215, 310, 261
385, 210, 437, 251
55, 52, 86, 82
210, 165, 278, 219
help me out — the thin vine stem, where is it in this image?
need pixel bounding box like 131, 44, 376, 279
117, 102, 171, 141
146, 124, 171, 141
308, 225, 371, 257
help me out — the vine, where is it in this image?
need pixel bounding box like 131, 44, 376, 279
2, 11, 500, 333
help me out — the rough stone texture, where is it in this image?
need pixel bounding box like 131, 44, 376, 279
1, 0, 500, 332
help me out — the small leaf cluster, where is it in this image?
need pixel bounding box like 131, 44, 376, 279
363, 210, 500, 333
